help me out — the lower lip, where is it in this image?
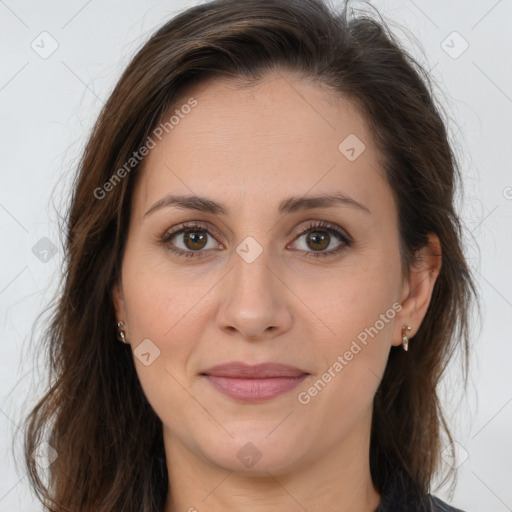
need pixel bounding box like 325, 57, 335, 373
204, 374, 308, 402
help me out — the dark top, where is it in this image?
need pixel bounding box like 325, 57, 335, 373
373, 469, 465, 512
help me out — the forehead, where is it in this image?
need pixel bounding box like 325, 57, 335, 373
133, 71, 392, 219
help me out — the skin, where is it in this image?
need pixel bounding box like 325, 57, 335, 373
113, 71, 441, 512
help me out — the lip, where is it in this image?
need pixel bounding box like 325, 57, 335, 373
201, 362, 309, 402
202, 362, 308, 378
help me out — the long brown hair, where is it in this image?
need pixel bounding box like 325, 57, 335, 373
20, 0, 478, 510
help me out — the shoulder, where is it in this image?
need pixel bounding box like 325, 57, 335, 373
373, 470, 468, 512
373, 466, 467, 512
428, 494, 466, 512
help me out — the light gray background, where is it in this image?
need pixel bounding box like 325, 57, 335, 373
1, 1, 511, 510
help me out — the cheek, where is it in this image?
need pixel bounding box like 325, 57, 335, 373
297, 248, 401, 401
295, 271, 398, 439
120, 253, 209, 435
121, 243, 213, 342
301, 251, 400, 346
119, 251, 198, 400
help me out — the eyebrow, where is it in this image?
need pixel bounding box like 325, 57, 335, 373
144, 192, 371, 217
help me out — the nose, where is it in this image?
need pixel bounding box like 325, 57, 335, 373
216, 245, 293, 341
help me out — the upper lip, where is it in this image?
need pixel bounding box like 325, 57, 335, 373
201, 362, 309, 378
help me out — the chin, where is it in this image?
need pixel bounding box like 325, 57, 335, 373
197, 429, 307, 475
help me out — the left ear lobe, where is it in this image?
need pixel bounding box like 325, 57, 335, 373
393, 233, 442, 345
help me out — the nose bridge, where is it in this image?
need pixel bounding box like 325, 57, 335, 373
227, 204, 277, 287
229, 234, 277, 305
215, 229, 292, 338
227, 201, 291, 293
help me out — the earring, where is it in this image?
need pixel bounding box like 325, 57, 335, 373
117, 320, 129, 344
401, 325, 412, 351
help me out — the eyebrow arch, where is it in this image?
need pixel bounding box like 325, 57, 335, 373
144, 192, 371, 217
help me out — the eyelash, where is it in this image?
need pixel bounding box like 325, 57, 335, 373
158, 220, 352, 260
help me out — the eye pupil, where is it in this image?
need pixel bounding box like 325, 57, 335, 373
307, 231, 329, 251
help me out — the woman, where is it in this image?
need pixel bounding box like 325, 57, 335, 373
22, 0, 477, 510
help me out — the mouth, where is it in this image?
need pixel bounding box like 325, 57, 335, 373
200, 362, 310, 402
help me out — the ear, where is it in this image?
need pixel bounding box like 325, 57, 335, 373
392, 233, 442, 347
112, 280, 127, 324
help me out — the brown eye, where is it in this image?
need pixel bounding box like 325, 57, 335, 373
290, 221, 352, 258
166, 228, 218, 253
181, 230, 208, 251
159, 222, 222, 259
305, 231, 331, 251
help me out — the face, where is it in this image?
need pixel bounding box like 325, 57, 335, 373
113, 71, 416, 476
